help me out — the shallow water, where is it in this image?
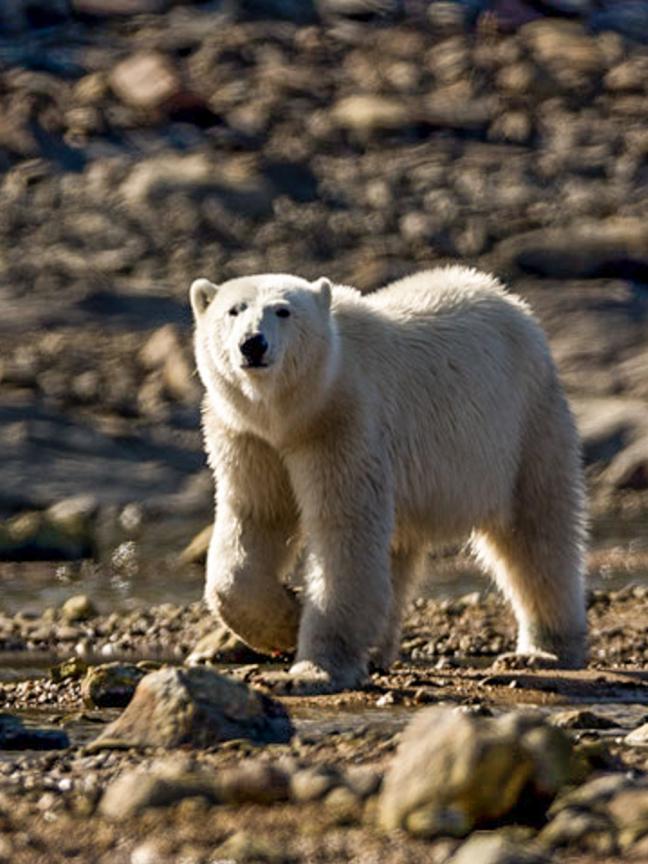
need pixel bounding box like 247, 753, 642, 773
1, 698, 646, 759
1, 515, 646, 617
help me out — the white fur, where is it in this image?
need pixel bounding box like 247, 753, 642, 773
191, 267, 587, 690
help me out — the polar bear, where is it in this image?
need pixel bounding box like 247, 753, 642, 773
190, 266, 587, 693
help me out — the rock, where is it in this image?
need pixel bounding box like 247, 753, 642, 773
119, 154, 274, 218
379, 708, 576, 838
344, 765, 382, 798
590, 2, 648, 44
71, 0, 169, 15
604, 57, 648, 92
93, 666, 293, 748
290, 765, 341, 803
317, 0, 403, 20
330, 96, 412, 137
0, 508, 95, 561
425, 87, 498, 131
549, 772, 630, 813
603, 436, 648, 490
215, 761, 291, 806
101, 757, 290, 820
521, 20, 605, 86
0, 0, 70, 30
551, 709, 617, 730
0, 713, 69, 750
109, 52, 183, 111
537, 807, 613, 851
186, 624, 267, 666
139, 325, 198, 403
429, 2, 479, 32
82, 662, 146, 708
213, 830, 285, 864
448, 832, 548, 864
607, 786, 648, 838
178, 524, 212, 565
100, 758, 219, 820
60, 594, 98, 623
624, 722, 648, 745
491, 219, 648, 279
572, 398, 648, 466
50, 656, 88, 683
239, 0, 317, 23
46, 495, 97, 548
324, 785, 363, 824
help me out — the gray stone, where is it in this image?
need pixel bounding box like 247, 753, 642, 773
603, 436, 648, 490
93, 666, 293, 748
448, 833, 548, 864
101, 756, 290, 820
100, 758, 218, 820
551, 709, 617, 730
537, 807, 613, 850
379, 708, 576, 838
330, 95, 412, 137
110, 52, 182, 111
179, 524, 212, 566
60, 594, 98, 624
290, 765, 340, 803
186, 624, 267, 665
624, 722, 648, 745
71, 0, 169, 14
0, 713, 69, 750
521, 20, 606, 86
82, 662, 146, 708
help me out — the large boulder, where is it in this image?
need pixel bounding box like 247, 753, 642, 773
379, 708, 577, 838
81, 662, 147, 708
100, 756, 291, 820
93, 666, 293, 748
0, 714, 69, 750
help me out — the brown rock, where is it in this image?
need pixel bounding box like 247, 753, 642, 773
379, 708, 576, 838
330, 95, 411, 137
448, 832, 548, 864
603, 437, 648, 490
522, 20, 605, 86
186, 623, 267, 666
139, 325, 198, 403
81, 662, 146, 708
109, 52, 182, 110
72, 0, 169, 15
93, 666, 293, 748
179, 524, 212, 566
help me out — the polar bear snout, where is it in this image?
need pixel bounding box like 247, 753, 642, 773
239, 333, 269, 368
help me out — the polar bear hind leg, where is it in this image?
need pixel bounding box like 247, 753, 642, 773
370, 547, 426, 670
473, 389, 587, 668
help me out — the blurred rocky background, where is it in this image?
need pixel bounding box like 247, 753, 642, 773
1, 0, 647, 572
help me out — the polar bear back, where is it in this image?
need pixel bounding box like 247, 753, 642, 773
329, 267, 559, 541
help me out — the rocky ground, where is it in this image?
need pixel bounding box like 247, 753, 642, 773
1, 0, 648, 553
1, 588, 648, 862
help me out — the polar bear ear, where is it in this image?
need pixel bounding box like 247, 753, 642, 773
190, 278, 217, 318
312, 277, 332, 313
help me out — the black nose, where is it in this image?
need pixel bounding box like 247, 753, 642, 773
240, 333, 268, 365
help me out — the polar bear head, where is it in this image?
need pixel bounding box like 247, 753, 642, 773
190, 273, 335, 406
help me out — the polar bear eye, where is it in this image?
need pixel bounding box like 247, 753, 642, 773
276, 308, 290, 318
228, 303, 247, 317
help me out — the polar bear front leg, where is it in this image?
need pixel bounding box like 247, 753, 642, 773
286, 442, 394, 692
205, 433, 302, 655
206, 508, 301, 654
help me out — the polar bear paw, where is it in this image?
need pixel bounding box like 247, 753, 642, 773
256, 660, 366, 695
490, 650, 561, 671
